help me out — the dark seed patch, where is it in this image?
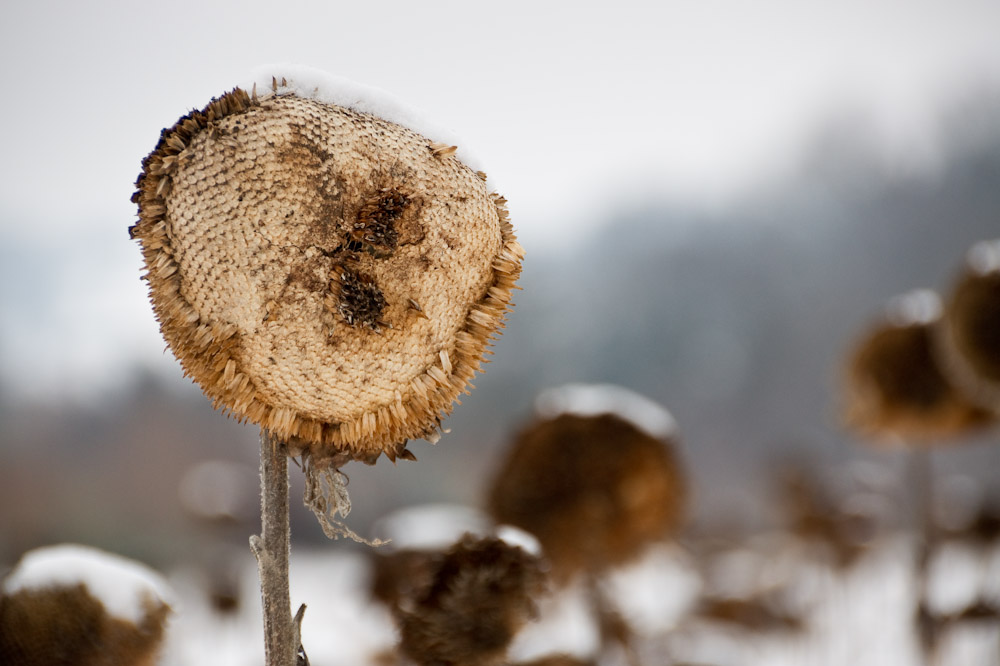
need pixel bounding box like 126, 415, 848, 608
348, 189, 409, 253
328, 265, 387, 331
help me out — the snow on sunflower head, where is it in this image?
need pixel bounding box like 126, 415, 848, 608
131, 68, 523, 464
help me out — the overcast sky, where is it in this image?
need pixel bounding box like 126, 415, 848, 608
2, 0, 1000, 398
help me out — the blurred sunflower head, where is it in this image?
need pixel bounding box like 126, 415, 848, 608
396, 534, 546, 666
842, 290, 992, 443
488, 407, 686, 581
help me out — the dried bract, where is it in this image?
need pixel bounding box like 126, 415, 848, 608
488, 413, 686, 581
131, 85, 522, 462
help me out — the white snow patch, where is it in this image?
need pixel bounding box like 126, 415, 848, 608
968, 239, 1000, 275
535, 383, 677, 439
601, 544, 702, 636
507, 577, 600, 662
290, 551, 398, 666
885, 288, 942, 327
3, 544, 174, 625
245, 64, 489, 187
371, 503, 492, 551
926, 541, 984, 616
495, 524, 543, 558
161, 551, 397, 666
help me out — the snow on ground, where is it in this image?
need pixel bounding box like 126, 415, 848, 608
154, 532, 1000, 666
160, 549, 396, 666
507, 576, 601, 663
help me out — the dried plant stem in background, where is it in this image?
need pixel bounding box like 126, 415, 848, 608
587, 576, 643, 666
910, 448, 939, 666
250, 430, 297, 666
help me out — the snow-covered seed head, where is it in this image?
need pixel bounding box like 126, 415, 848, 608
937, 242, 1000, 413
487, 412, 687, 581
842, 299, 994, 443
131, 78, 523, 463
0, 545, 173, 666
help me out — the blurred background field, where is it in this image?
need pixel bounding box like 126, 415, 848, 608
2, 1, 1000, 664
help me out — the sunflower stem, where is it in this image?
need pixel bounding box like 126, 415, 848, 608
251, 428, 297, 666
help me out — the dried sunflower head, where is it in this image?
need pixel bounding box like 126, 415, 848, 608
396, 534, 546, 666
487, 410, 686, 581
0, 545, 172, 666
938, 240, 1000, 412
842, 290, 993, 443
131, 74, 522, 463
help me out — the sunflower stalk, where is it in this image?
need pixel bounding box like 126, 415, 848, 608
250, 429, 299, 666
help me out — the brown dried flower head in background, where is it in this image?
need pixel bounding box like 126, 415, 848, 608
396, 535, 546, 666
0, 586, 170, 666
131, 75, 522, 463
488, 411, 686, 581
842, 290, 993, 442
938, 240, 1000, 412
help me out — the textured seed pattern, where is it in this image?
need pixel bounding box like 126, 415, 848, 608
132, 88, 523, 461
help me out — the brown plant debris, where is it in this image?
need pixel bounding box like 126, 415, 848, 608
514, 657, 598, 666
488, 413, 687, 580
779, 465, 877, 568
843, 317, 993, 442
695, 595, 803, 633
396, 535, 546, 666
131, 85, 523, 462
